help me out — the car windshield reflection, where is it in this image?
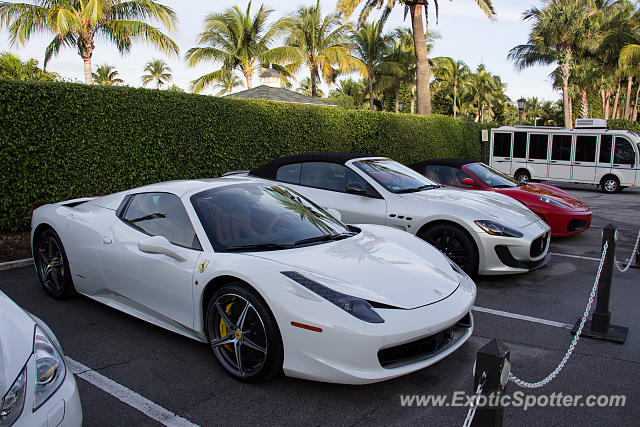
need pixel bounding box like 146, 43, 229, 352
354, 159, 440, 193
191, 184, 354, 251
466, 163, 519, 188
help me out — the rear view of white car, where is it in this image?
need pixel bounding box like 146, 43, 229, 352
0, 291, 82, 427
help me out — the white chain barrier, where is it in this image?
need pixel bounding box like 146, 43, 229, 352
463, 371, 487, 427
615, 229, 640, 273
508, 242, 609, 389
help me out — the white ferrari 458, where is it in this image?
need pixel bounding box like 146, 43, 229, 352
31, 178, 475, 384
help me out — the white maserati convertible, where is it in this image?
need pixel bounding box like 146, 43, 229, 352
240, 153, 552, 275
31, 178, 475, 384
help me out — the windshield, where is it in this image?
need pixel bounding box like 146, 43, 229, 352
354, 159, 440, 193
465, 163, 519, 188
191, 183, 353, 251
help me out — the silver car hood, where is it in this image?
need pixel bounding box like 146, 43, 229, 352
400, 187, 541, 228
246, 227, 463, 309
0, 292, 34, 395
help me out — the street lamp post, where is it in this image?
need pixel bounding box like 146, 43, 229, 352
517, 97, 525, 126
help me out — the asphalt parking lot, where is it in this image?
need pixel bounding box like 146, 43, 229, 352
1, 184, 639, 426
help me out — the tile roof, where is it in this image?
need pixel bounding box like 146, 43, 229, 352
225, 85, 336, 106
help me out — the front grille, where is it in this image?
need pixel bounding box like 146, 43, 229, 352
567, 219, 587, 233
530, 233, 549, 258
377, 313, 472, 368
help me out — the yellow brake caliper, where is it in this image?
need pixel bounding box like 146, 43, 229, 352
219, 302, 235, 352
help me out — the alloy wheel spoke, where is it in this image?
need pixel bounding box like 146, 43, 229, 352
216, 301, 236, 330
43, 265, 53, 281
234, 340, 244, 375
237, 301, 251, 331
48, 238, 53, 259
210, 333, 234, 348
242, 336, 267, 354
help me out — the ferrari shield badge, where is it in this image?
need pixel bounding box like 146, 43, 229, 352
199, 260, 209, 273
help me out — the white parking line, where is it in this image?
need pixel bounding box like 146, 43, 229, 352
472, 306, 573, 329
551, 252, 601, 262
66, 357, 199, 427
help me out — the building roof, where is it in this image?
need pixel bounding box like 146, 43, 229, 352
225, 85, 337, 106
259, 69, 281, 78
250, 152, 381, 180
408, 158, 480, 171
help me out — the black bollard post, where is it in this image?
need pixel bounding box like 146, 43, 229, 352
572, 223, 628, 344
471, 339, 510, 427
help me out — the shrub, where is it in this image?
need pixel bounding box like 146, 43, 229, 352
608, 118, 640, 134
0, 80, 489, 230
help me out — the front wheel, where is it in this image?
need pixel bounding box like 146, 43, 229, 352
206, 283, 283, 382
600, 175, 620, 194
514, 169, 531, 184
34, 229, 76, 298
420, 224, 478, 275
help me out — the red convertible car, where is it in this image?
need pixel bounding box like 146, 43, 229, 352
409, 159, 592, 237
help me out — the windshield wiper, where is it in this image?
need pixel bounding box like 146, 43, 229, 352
226, 243, 294, 252
395, 184, 441, 194
294, 232, 356, 246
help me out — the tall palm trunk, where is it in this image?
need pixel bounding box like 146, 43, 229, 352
602, 88, 610, 120
156, 79, 160, 89
453, 83, 458, 118
368, 74, 374, 111
633, 83, 640, 121
560, 61, 571, 128
624, 76, 633, 119
244, 69, 253, 89
310, 68, 318, 98
410, 3, 430, 116
410, 85, 416, 114
580, 89, 588, 118
612, 79, 621, 119
394, 84, 400, 114
78, 34, 95, 85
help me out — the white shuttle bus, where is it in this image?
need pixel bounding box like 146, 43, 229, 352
489, 119, 640, 193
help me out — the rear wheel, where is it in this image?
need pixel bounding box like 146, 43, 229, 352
420, 224, 477, 275
206, 283, 283, 382
600, 175, 620, 194
34, 229, 76, 298
514, 169, 530, 184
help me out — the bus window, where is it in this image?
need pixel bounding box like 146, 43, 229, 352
528, 134, 548, 160
599, 135, 612, 163
575, 135, 597, 162
614, 137, 636, 166
551, 135, 572, 160
513, 132, 527, 158
493, 133, 512, 157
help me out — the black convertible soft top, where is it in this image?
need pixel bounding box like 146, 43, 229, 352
250, 152, 381, 180
408, 158, 480, 172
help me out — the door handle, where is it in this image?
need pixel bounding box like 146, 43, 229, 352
103, 236, 112, 244
574, 162, 582, 165
550, 160, 557, 163
612, 164, 621, 167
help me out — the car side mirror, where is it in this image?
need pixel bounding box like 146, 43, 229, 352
461, 178, 479, 189
325, 208, 342, 222
138, 235, 186, 262
345, 182, 367, 196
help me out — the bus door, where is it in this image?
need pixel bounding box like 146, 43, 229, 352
549, 134, 572, 180
613, 136, 637, 185
596, 134, 613, 183
491, 131, 513, 175
511, 131, 528, 176
527, 133, 549, 179
572, 134, 597, 182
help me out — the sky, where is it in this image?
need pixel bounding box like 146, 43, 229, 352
0, 0, 558, 102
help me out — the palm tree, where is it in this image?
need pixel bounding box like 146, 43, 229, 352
185, 1, 288, 93
377, 29, 416, 113
350, 21, 390, 110
0, 52, 56, 81
296, 77, 324, 97
330, 77, 366, 107
270, 0, 364, 98
467, 64, 497, 122
92, 64, 123, 86
214, 71, 244, 96
337, 0, 495, 116
167, 84, 184, 92
0, 0, 178, 85
433, 56, 469, 118
141, 59, 171, 89
508, 0, 598, 128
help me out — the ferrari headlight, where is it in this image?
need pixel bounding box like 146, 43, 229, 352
538, 195, 568, 208
446, 256, 469, 280
282, 271, 384, 323
474, 220, 523, 238
33, 326, 65, 410
0, 365, 27, 426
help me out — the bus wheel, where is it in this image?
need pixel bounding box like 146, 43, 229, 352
514, 169, 530, 184
600, 175, 620, 194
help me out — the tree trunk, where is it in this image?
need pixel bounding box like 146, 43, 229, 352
368, 75, 374, 111
633, 83, 640, 121
625, 76, 633, 119
394, 84, 400, 114
410, 84, 415, 114
410, 3, 431, 116
612, 79, 621, 119
580, 89, 589, 118
601, 88, 608, 120
453, 83, 457, 118
156, 79, 161, 90
560, 62, 572, 128
83, 57, 93, 84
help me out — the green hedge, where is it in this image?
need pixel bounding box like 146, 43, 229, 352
0, 80, 488, 230
608, 118, 640, 134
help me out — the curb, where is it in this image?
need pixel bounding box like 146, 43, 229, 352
0, 258, 33, 271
